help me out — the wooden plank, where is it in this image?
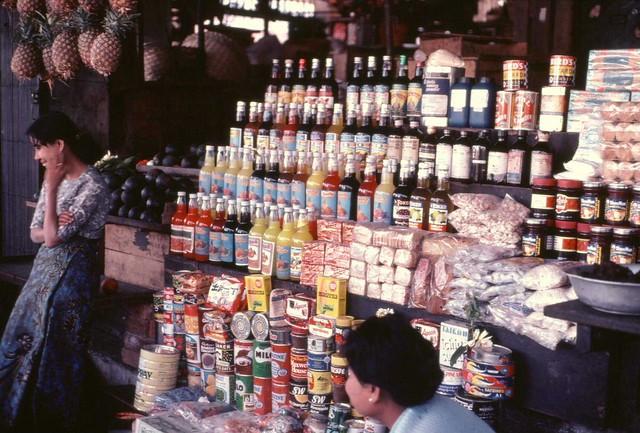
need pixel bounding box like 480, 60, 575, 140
105, 223, 169, 260
104, 249, 165, 290
545, 300, 640, 336
106, 216, 169, 233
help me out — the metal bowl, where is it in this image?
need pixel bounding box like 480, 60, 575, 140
566, 266, 640, 316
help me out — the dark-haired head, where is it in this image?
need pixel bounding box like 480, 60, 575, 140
344, 313, 443, 409
27, 111, 100, 165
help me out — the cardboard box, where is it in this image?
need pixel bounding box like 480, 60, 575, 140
316, 276, 347, 317
438, 320, 471, 370
245, 275, 272, 312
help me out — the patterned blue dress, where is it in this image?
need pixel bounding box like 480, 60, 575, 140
0, 167, 109, 432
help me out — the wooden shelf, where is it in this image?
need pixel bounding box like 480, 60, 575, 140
136, 165, 200, 178
106, 215, 169, 233
545, 300, 640, 337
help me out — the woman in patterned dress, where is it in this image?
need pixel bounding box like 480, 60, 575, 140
0, 111, 109, 432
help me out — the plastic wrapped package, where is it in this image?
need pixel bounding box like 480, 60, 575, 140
342, 221, 357, 244
348, 277, 366, 296
487, 257, 544, 272
324, 245, 351, 269
525, 311, 573, 333
380, 283, 394, 302
350, 242, 366, 261
207, 275, 246, 314
489, 292, 534, 317
450, 193, 501, 211
452, 263, 490, 280
367, 283, 382, 299
302, 241, 326, 265
349, 260, 366, 279
525, 287, 578, 311
474, 283, 526, 302
392, 285, 410, 305
384, 227, 425, 250
520, 322, 576, 351
323, 265, 350, 279
379, 265, 395, 284
200, 411, 260, 433
394, 266, 414, 286
521, 264, 568, 291
600, 102, 640, 122
172, 401, 235, 425
154, 387, 210, 410
421, 233, 478, 257
317, 219, 343, 243
426, 256, 453, 314
394, 249, 419, 268
379, 246, 396, 266
448, 244, 519, 264
257, 412, 304, 433
172, 271, 214, 294
353, 223, 386, 244
486, 304, 525, 334
482, 271, 523, 285
366, 264, 381, 283
448, 278, 489, 291
410, 258, 432, 308
364, 246, 381, 265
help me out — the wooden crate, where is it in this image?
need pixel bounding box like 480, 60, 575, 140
104, 223, 169, 290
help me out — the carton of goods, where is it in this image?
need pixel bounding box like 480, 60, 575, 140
316, 277, 347, 317
588, 49, 640, 70
411, 319, 440, 350
317, 219, 343, 243
392, 285, 410, 305
367, 283, 382, 299
586, 70, 640, 92
301, 264, 324, 286
323, 265, 350, 279
439, 320, 472, 369
324, 244, 351, 269
342, 221, 356, 244
245, 275, 272, 313
379, 265, 395, 284
349, 260, 366, 279
207, 275, 246, 315
302, 241, 326, 264
568, 90, 630, 111
601, 123, 640, 142
379, 246, 396, 266
348, 277, 366, 296
599, 102, 640, 123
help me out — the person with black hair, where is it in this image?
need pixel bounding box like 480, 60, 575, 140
0, 111, 109, 432
344, 314, 495, 433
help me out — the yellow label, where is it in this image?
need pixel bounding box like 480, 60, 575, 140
245, 275, 272, 312
316, 276, 347, 318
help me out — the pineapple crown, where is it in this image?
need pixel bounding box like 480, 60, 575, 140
14, 17, 39, 45
33, 12, 59, 47
103, 8, 138, 40
72, 6, 101, 32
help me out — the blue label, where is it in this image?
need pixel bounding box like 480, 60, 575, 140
275, 245, 291, 280
209, 231, 221, 261
306, 188, 321, 213
296, 131, 309, 153
357, 195, 372, 222
291, 180, 306, 208
373, 191, 393, 224
277, 180, 292, 207
320, 190, 337, 219
337, 191, 353, 221
269, 130, 282, 150
237, 175, 250, 202
212, 172, 225, 195
234, 233, 249, 265
194, 226, 210, 256
229, 127, 242, 148
220, 232, 234, 263
355, 133, 371, 155
249, 177, 263, 202
283, 131, 297, 151
223, 173, 237, 199
199, 171, 212, 194
340, 132, 355, 154
263, 179, 278, 203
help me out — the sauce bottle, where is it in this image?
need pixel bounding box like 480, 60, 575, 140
346, 57, 363, 115
325, 103, 344, 154
248, 202, 267, 273
209, 197, 225, 263
428, 170, 453, 232
339, 109, 357, 156
451, 130, 472, 183
374, 55, 392, 122
270, 103, 286, 151
304, 58, 321, 106
338, 156, 360, 221
296, 103, 312, 154
282, 104, 299, 152
229, 101, 246, 148
506, 130, 531, 186
236, 148, 253, 203
276, 207, 295, 280
310, 103, 327, 154
306, 152, 326, 213
256, 103, 273, 154
407, 61, 424, 115
170, 191, 187, 254
486, 130, 508, 185
409, 163, 431, 230
234, 201, 252, 268
265, 59, 280, 106
249, 153, 265, 203
529, 130, 553, 185
357, 156, 378, 222
290, 209, 314, 281
277, 150, 295, 208
392, 167, 412, 226
372, 104, 390, 168
223, 147, 240, 200
212, 146, 227, 196
390, 55, 410, 116
261, 205, 281, 276
243, 102, 260, 149
291, 151, 309, 209
278, 59, 294, 105
263, 150, 280, 204
194, 196, 212, 262
307, 205, 318, 239
402, 116, 421, 164
220, 199, 237, 266
183, 193, 199, 259
199, 145, 216, 193
435, 129, 454, 178
373, 160, 394, 224
471, 130, 490, 183
320, 154, 340, 219
355, 104, 373, 169
291, 59, 307, 106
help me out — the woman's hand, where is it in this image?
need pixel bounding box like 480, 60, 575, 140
45, 155, 66, 189
58, 211, 74, 226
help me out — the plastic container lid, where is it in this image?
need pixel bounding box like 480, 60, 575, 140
532, 177, 557, 187
557, 179, 583, 189
555, 220, 577, 229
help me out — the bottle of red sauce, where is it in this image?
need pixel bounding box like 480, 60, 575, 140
183, 193, 199, 260
170, 191, 187, 254
194, 196, 212, 262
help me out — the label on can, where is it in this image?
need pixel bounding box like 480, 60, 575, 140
494, 91, 514, 129
290, 381, 309, 408
531, 193, 556, 211
556, 194, 580, 215
253, 341, 272, 378
503, 60, 528, 91
549, 55, 576, 87
555, 235, 577, 253
291, 351, 309, 381
331, 363, 348, 386
215, 373, 235, 404
308, 370, 332, 395
254, 377, 273, 415
215, 341, 235, 374
234, 339, 254, 375
271, 345, 291, 382
308, 352, 332, 371
605, 198, 629, 223
185, 334, 200, 364
610, 243, 636, 264
272, 382, 290, 410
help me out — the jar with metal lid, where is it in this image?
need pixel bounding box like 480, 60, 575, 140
580, 181, 605, 224
530, 178, 556, 218
629, 184, 640, 227
610, 227, 637, 264
555, 179, 582, 221
576, 223, 592, 262
522, 219, 547, 257
586, 225, 612, 265
604, 183, 630, 226
554, 220, 577, 261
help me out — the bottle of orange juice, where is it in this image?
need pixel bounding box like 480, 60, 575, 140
261, 205, 281, 276
276, 207, 295, 280
290, 209, 314, 281
248, 203, 267, 273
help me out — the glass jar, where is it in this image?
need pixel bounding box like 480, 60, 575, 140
610, 227, 637, 265
522, 218, 547, 257
554, 220, 577, 261
580, 181, 605, 224
555, 179, 582, 221
604, 183, 630, 226
530, 178, 556, 219
576, 222, 592, 262
586, 225, 612, 265
629, 184, 640, 228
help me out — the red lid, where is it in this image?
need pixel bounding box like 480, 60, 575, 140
557, 179, 583, 189
577, 223, 592, 233
532, 177, 557, 187
555, 220, 577, 229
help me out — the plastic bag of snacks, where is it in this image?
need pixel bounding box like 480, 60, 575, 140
258, 411, 304, 433
154, 387, 210, 410
600, 102, 640, 123
450, 193, 502, 211
520, 264, 568, 291
173, 270, 214, 293
201, 411, 260, 433
172, 401, 235, 424
207, 274, 247, 314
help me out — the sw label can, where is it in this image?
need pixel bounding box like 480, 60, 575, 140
309, 393, 331, 416
289, 380, 309, 410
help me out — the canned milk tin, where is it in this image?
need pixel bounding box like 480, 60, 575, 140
272, 381, 290, 410
200, 340, 216, 371
270, 326, 292, 345
308, 351, 332, 371
251, 313, 270, 341
513, 90, 539, 130
308, 335, 336, 353
330, 354, 348, 385
187, 364, 201, 387
235, 373, 254, 411
462, 369, 514, 390
441, 365, 464, 385
503, 59, 528, 91
215, 372, 235, 404
252, 340, 272, 379
234, 339, 254, 375
308, 370, 332, 395
232, 311, 256, 340
469, 344, 514, 366
494, 91, 515, 129
454, 388, 500, 426
464, 357, 515, 378
335, 315, 353, 354
463, 380, 514, 400
254, 376, 273, 415
271, 343, 291, 384
549, 55, 576, 87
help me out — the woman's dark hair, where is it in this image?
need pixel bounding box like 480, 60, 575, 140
344, 313, 443, 407
26, 111, 101, 165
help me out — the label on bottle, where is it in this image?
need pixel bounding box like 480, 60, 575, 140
409, 200, 426, 230
357, 195, 372, 222
305, 86, 318, 106
325, 132, 339, 154
556, 194, 580, 215
605, 198, 629, 223
435, 143, 452, 176
506, 149, 525, 184
450, 89, 468, 112
249, 177, 263, 202
229, 127, 242, 148
610, 243, 636, 264
296, 131, 310, 153
428, 199, 449, 232
522, 232, 543, 257
278, 89, 292, 105
263, 179, 278, 203
374, 85, 390, 117
269, 130, 283, 150
390, 84, 408, 115
290, 246, 303, 279
265, 87, 278, 105
170, 224, 184, 253
194, 225, 210, 257
320, 190, 338, 219
387, 136, 403, 161
337, 191, 353, 221
373, 191, 393, 224
291, 180, 306, 207
586, 242, 603, 264
184, 226, 195, 253
355, 133, 371, 156
261, 240, 276, 275
283, 130, 297, 151
212, 172, 225, 195
220, 232, 234, 263
292, 86, 306, 105
318, 88, 334, 111
346, 85, 360, 112
234, 233, 249, 266
486, 152, 508, 183
531, 193, 556, 211
421, 94, 448, 117
247, 234, 262, 271
360, 85, 375, 107
244, 129, 255, 149
277, 180, 292, 207
392, 197, 410, 226
257, 134, 270, 152
310, 131, 325, 154
407, 83, 423, 114
340, 133, 355, 155
419, 143, 436, 165
555, 235, 577, 253
275, 244, 292, 280
402, 136, 420, 163
451, 145, 471, 180
223, 173, 237, 199
306, 187, 321, 212
237, 175, 250, 201
530, 151, 553, 182
371, 134, 387, 163
209, 231, 221, 262
630, 200, 640, 227
199, 171, 212, 194
470, 89, 489, 112
580, 196, 601, 221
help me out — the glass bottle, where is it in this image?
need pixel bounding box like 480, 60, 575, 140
355, 104, 373, 167
212, 146, 227, 196
435, 129, 454, 178
486, 130, 509, 185
471, 130, 490, 183
360, 56, 377, 108
409, 163, 431, 229
372, 103, 390, 167
325, 103, 344, 154
320, 154, 340, 219
220, 200, 238, 265
223, 147, 240, 200
392, 167, 412, 226
270, 103, 286, 151
291, 58, 307, 106
402, 115, 421, 164
183, 193, 199, 259
407, 61, 424, 115
261, 205, 281, 276
450, 130, 472, 183
418, 126, 437, 183
243, 101, 260, 150
236, 148, 253, 202
170, 191, 187, 254
304, 58, 321, 106
507, 130, 531, 186
282, 104, 299, 152
374, 55, 392, 122
290, 209, 314, 281
276, 207, 295, 280
373, 160, 394, 224
264, 150, 280, 204
199, 145, 216, 194
195, 196, 212, 262
249, 153, 265, 203
319, 57, 338, 111
346, 56, 363, 114
296, 103, 312, 154
248, 202, 267, 273
357, 156, 378, 222
390, 54, 409, 116
278, 59, 294, 105
234, 201, 252, 268
387, 116, 404, 163
428, 171, 453, 232
265, 59, 280, 106
529, 130, 553, 185
209, 197, 225, 263
310, 103, 327, 154
256, 103, 273, 154
338, 156, 360, 221
306, 152, 326, 213
277, 150, 295, 208
229, 101, 246, 149
292, 151, 309, 209
339, 109, 357, 156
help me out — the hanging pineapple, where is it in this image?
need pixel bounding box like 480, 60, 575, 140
17, 0, 45, 16
51, 19, 81, 79
73, 7, 100, 68
89, 9, 136, 77
78, 0, 103, 14
108, 0, 135, 15
10, 18, 43, 80
46, 0, 78, 17
34, 12, 60, 81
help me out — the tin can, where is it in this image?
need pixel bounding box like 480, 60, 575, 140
198, 303, 214, 334
235, 373, 254, 410
270, 326, 292, 345
513, 90, 539, 130
309, 315, 336, 339
184, 333, 201, 365
291, 332, 308, 350
254, 376, 272, 415
234, 339, 254, 375
183, 304, 200, 334
215, 340, 235, 374
454, 388, 500, 426
269, 288, 292, 327
410, 319, 440, 350
462, 369, 515, 390
272, 381, 290, 410
201, 308, 232, 342
363, 417, 387, 433
290, 350, 309, 381
251, 313, 270, 341
232, 311, 255, 340
200, 340, 216, 371
289, 380, 309, 410
271, 343, 291, 384
172, 305, 185, 334
308, 351, 331, 372
215, 372, 235, 404
549, 55, 576, 87
436, 365, 463, 397
309, 392, 331, 416
469, 344, 514, 366
152, 293, 164, 321
346, 419, 366, 433
495, 90, 515, 129
327, 403, 352, 433
308, 369, 332, 395
464, 358, 515, 378
201, 369, 216, 396
463, 380, 513, 400
335, 316, 352, 354
308, 335, 335, 354
503, 59, 528, 91
173, 334, 185, 353
187, 364, 201, 387
253, 340, 272, 379
330, 354, 348, 383
161, 322, 174, 337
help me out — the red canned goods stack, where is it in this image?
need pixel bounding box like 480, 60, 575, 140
513, 90, 539, 130
494, 91, 515, 130
234, 339, 254, 375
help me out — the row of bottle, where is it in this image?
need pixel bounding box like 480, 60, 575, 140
171, 192, 316, 280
